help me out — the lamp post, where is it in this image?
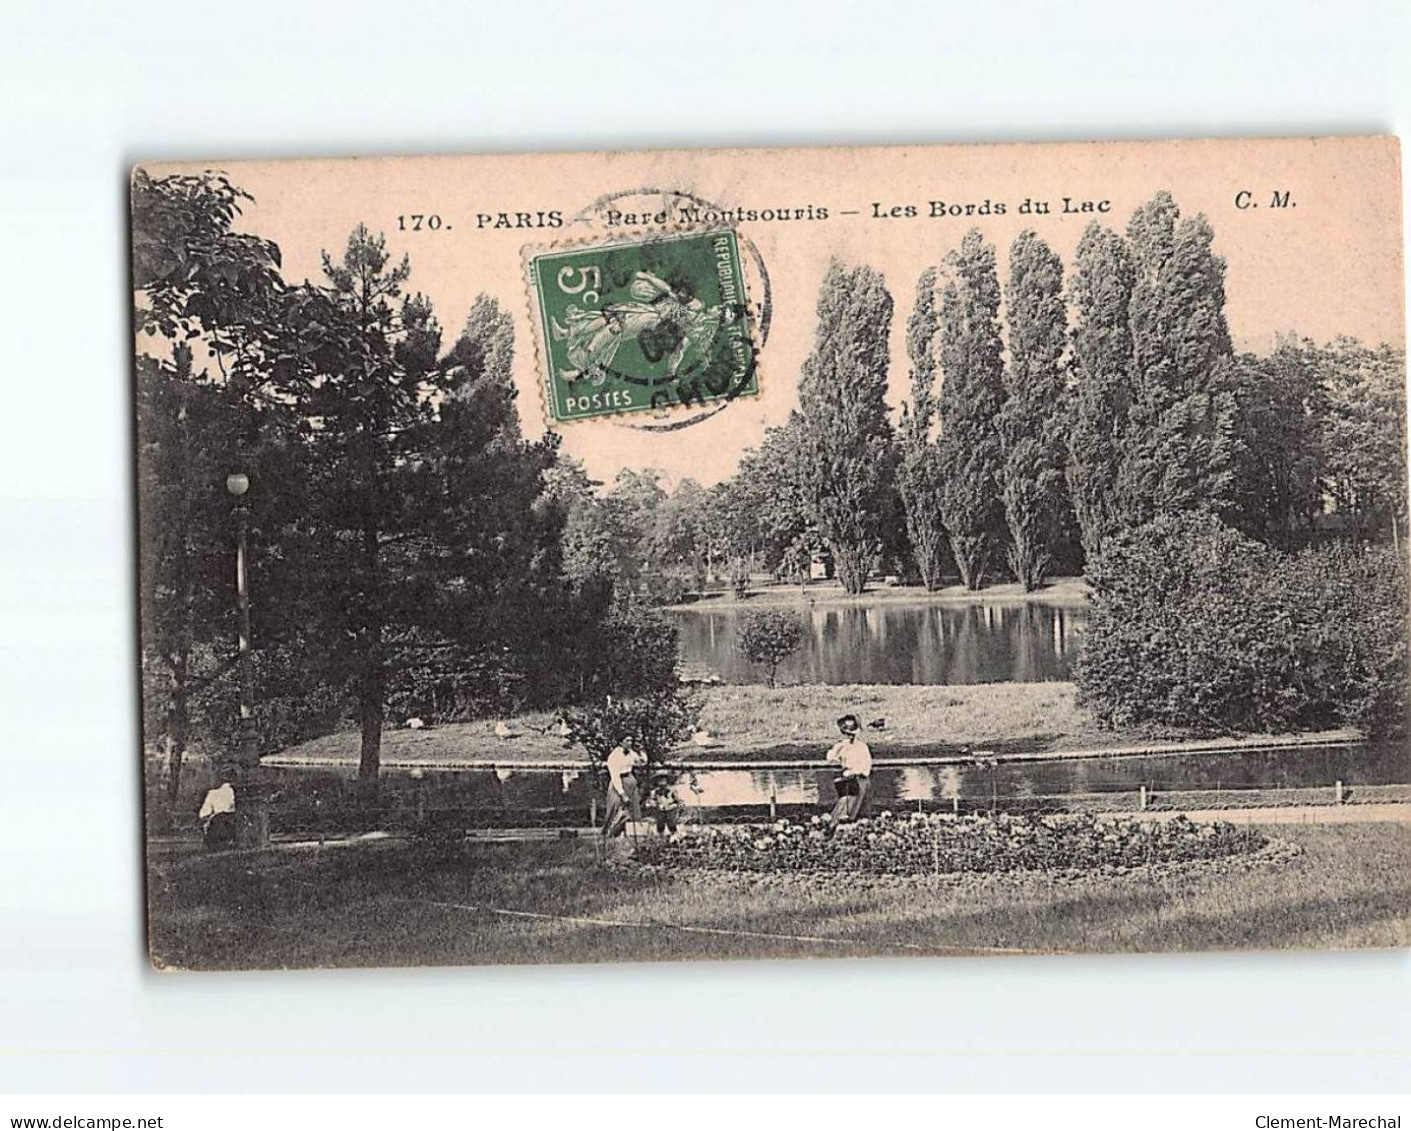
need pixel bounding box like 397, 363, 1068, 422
226, 472, 267, 847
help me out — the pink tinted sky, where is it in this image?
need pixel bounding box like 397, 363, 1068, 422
145, 136, 1404, 488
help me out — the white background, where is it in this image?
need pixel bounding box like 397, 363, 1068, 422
0, 0, 1408, 1095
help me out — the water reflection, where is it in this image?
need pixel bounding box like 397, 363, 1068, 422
674, 601, 1087, 685
269, 741, 1407, 832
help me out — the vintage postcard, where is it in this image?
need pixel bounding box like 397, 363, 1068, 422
133, 136, 1408, 970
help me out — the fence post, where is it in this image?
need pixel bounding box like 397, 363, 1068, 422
590, 796, 598, 828
1139, 785, 1148, 811
952, 796, 960, 815
1335, 780, 1345, 805
769, 789, 777, 821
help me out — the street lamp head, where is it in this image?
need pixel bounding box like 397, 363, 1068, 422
226, 473, 250, 498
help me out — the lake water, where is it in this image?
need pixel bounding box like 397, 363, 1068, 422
266, 741, 1407, 834
672, 600, 1087, 685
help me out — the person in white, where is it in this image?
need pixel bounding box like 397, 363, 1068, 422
198, 777, 237, 849
825, 714, 872, 823
602, 739, 647, 839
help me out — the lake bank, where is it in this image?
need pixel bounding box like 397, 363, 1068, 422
668, 575, 1090, 612
268, 681, 1358, 770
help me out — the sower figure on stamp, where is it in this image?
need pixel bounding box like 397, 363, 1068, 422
552, 271, 723, 385
602, 738, 647, 839
826, 714, 872, 824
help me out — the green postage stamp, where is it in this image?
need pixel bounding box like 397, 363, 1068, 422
527, 229, 758, 423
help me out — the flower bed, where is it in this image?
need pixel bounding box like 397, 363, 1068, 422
634, 811, 1269, 876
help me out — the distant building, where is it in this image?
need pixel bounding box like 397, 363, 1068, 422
809, 550, 835, 581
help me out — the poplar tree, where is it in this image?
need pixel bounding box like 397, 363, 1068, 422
935, 230, 1006, 589
1000, 230, 1069, 590
1117, 192, 1238, 527
796, 261, 896, 594
1065, 222, 1135, 560
896, 267, 949, 589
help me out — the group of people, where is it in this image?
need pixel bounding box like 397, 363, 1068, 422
599, 712, 873, 839
196, 713, 875, 850
600, 740, 681, 840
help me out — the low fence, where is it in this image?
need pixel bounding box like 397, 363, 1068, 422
148, 733, 1410, 841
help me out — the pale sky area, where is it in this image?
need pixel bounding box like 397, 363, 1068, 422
146, 137, 1405, 489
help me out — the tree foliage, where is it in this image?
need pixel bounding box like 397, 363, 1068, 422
716, 417, 814, 579
1000, 231, 1069, 590
795, 262, 897, 594
135, 175, 632, 803
1316, 339, 1408, 540
1078, 512, 1408, 737
1116, 193, 1238, 526
896, 266, 950, 590
1065, 222, 1136, 560
132, 170, 301, 803
1226, 343, 1326, 546
935, 230, 1007, 589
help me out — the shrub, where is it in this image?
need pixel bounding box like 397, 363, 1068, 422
589, 601, 682, 698
1077, 511, 1409, 737
560, 687, 701, 774
736, 608, 805, 687
1274, 541, 1409, 737
637, 573, 691, 607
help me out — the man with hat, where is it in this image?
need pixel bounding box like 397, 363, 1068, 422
825, 713, 872, 823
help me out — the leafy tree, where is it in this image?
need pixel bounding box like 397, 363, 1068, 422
935, 230, 1006, 589
541, 457, 622, 602
1000, 231, 1069, 590
652, 478, 712, 590
132, 170, 292, 808
1226, 343, 1326, 547
1116, 193, 1238, 526
136, 346, 234, 803
398, 297, 575, 721
714, 416, 814, 579
1065, 222, 1136, 560
569, 601, 683, 703
1315, 338, 1408, 541
445, 293, 515, 400
131, 169, 284, 352
736, 609, 805, 687
796, 262, 896, 594
896, 266, 950, 590
603, 468, 667, 591
778, 528, 823, 589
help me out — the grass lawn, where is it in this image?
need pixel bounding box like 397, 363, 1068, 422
269, 680, 1354, 769
146, 820, 1411, 970
696, 681, 1123, 755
